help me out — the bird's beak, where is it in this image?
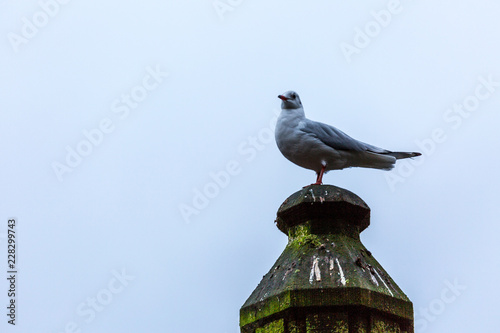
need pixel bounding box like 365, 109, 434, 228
278, 95, 288, 101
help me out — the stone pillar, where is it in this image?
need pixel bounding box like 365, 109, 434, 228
240, 185, 413, 333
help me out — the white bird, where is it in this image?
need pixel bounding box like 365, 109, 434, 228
275, 90, 421, 185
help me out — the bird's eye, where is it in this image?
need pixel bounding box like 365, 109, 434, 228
291, 93, 296, 99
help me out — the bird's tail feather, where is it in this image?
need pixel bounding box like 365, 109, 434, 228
345, 151, 421, 171
355, 152, 396, 171
384, 151, 422, 160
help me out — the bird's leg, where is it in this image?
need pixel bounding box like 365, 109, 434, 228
314, 165, 326, 185
314, 172, 321, 184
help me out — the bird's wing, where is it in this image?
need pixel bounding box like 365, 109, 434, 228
300, 120, 389, 154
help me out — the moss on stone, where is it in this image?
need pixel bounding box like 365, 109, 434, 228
288, 223, 322, 249
256, 319, 284, 333
306, 313, 348, 333
371, 318, 400, 333
288, 320, 305, 333
352, 321, 367, 333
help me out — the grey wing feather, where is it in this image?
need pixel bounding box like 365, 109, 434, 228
300, 120, 389, 154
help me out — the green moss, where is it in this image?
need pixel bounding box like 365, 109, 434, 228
372, 318, 400, 333
352, 321, 367, 333
256, 319, 284, 333
306, 313, 348, 333
240, 292, 291, 327
287, 320, 305, 333
288, 223, 322, 249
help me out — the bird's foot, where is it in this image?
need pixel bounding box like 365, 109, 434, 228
303, 181, 322, 188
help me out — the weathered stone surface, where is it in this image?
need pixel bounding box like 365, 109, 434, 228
256, 319, 284, 333
306, 313, 349, 332
240, 185, 413, 333
276, 185, 370, 235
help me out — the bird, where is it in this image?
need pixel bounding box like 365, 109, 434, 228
275, 90, 421, 185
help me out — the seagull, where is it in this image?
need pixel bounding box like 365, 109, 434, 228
275, 90, 421, 185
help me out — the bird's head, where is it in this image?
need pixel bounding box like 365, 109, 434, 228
278, 91, 302, 110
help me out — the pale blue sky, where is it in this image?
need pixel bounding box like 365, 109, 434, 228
1, 1, 499, 332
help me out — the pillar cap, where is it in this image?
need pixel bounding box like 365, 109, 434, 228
276, 185, 370, 235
